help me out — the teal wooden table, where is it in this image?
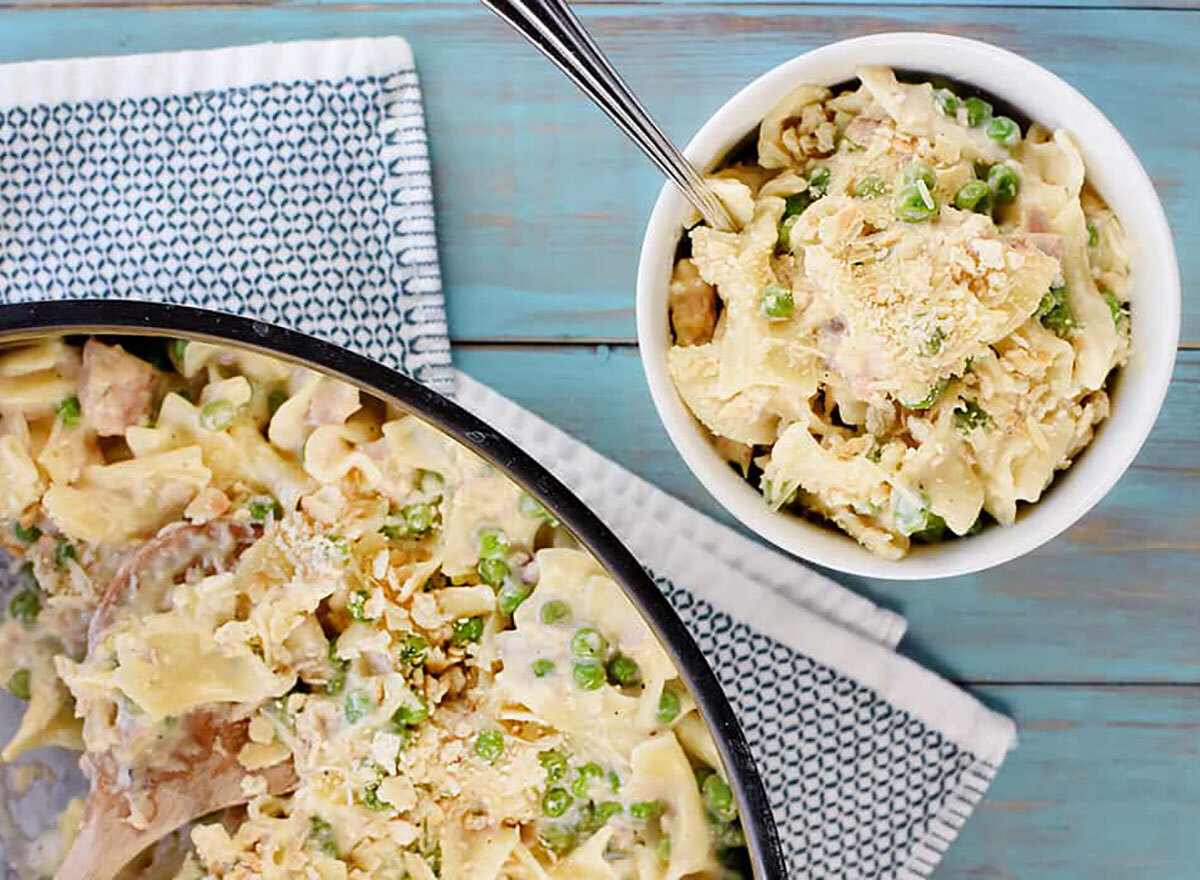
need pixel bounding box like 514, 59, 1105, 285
3, 1, 1198, 875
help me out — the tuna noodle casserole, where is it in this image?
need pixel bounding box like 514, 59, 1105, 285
667, 67, 1130, 560
0, 336, 747, 878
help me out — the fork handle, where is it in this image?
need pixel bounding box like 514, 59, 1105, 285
481, 0, 736, 231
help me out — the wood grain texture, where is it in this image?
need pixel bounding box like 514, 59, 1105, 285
0, 4, 1197, 342
939, 685, 1200, 878
456, 344, 1200, 684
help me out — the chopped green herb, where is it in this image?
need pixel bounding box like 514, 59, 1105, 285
853, 175, 888, 199
12, 521, 40, 544
56, 396, 81, 427
246, 496, 281, 523
451, 616, 484, 647
344, 691, 374, 724
6, 668, 31, 700
1101, 289, 1128, 325
309, 816, 339, 858
953, 401, 990, 432
777, 214, 800, 251
782, 191, 812, 220
346, 590, 370, 621
1087, 222, 1100, 250
474, 728, 504, 764
392, 695, 429, 728
532, 658, 555, 678
399, 634, 428, 666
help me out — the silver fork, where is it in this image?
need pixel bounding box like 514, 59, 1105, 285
481, 0, 737, 232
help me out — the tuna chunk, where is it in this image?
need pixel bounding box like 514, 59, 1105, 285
78, 340, 158, 436
669, 258, 718, 346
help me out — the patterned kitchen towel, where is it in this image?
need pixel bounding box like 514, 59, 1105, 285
0, 39, 1017, 879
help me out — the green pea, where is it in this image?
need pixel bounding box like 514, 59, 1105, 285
570, 628, 607, 660
606, 654, 642, 688
532, 658, 555, 678
986, 164, 1019, 203
760, 285, 794, 320
986, 116, 1020, 149
477, 557, 509, 589
474, 728, 504, 764
52, 541, 75, 569
893, 491, 934, 537
169, 338, 189, 365
537, 821, 577, 856
1036, 284, 1078, 338
325, 646, 348, 695
266, 388, 287, 417
542, 786, 572, 817
954, 180, 990, 213
808, 166, 831, 199
399, 634, 428, 666
572, 762, 604, 798
246, 496, 281, 523
55, 396, 81, 427
953, 401, 990, 432
6, 668, 31, 700
346, 590, 370, 621
657, 688, 681, 724
1101, 289, 1128, 325
853, 175, 888, 199
403, 503, 434, 535
419, 469, 445, 495
478, 527, 509, 559
539, 749, 569, 782
894, 184, 938, 223
703, 774, 738, 822
903, 161, 936, 191
932, 87, 959, 117
497, 581, 532, 615
630, 800, 662, 821
392, 695, 428, 727
199, 399, 236, 431
572, 660, 604, 691
920, 327, 945, 357
343, 691, 374, 724
309, 816, 339, 858
451, 616, 484, 647
9, 586, 40, 625
540, 599, 572, 625
608, 770, 621, 792
963, 96, 992, 127
911, 511, 949, 544
1087, 222, 1099, 249
12, 521, 40, 544
595, 800, 623, 824
17, 562, 37, 591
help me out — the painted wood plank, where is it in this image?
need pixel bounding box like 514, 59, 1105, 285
939, 684, 1200, 879
0, 5, 1197, 342
454, 344, 1200, 685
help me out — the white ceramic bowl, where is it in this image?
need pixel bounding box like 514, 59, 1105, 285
636, 32, 1180, 580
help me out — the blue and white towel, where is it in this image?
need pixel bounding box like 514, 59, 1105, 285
0, 38, 1016, 879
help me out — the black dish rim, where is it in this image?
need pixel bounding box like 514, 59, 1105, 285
0, 299, 786, 879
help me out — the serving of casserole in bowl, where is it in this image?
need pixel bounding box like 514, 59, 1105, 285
0, 300, 784, 880
637, 32, 1180, 579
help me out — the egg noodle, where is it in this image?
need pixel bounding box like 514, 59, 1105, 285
667, 67, 1130, 559
0, 336, 748, 878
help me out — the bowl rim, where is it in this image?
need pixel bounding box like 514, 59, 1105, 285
0, 299, 787, 879
636, 31, 1181, 580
